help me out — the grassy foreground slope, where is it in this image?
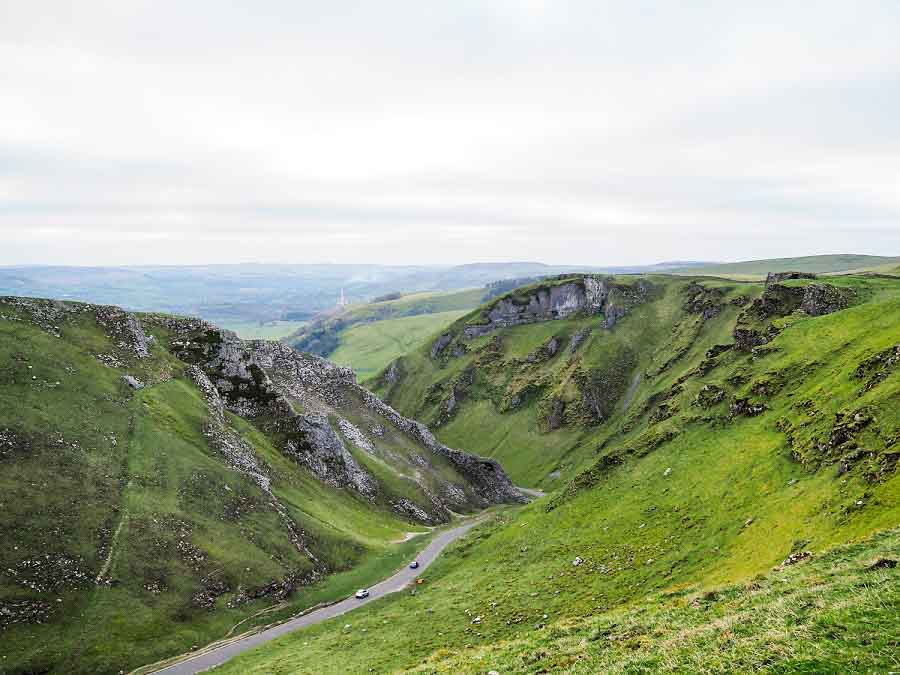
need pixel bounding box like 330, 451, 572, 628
225, 271, 900, 673
0, 298, 512, 674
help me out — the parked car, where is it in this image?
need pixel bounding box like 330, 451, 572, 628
409, 561, 419, 569
355, 588, 369, 599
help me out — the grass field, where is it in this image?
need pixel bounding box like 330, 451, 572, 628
0, 299, 475, 674
216, 319, 308, 339
287, 288, 485, 377
329, 310, 470, 380
676, 254, 900, 279
216, 272, 900, 673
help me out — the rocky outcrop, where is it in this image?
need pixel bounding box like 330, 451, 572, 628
278, 414, 376, 496
766, 271, 817, 285
2, 296, 151, 360
153, 317, 525, 515
383, 360, 402, 386
854, 344, 900, 393
459, 276, 654, 340
746, 282, 854, 322
431, 332, 454, 358
527, 336, 563, 363
800, 284, 855, 316
569, 327, 592, 353
683, 282, 725, 320
187, 365, 320, 565
734, 282, 856, 351
356, 387, 525, 506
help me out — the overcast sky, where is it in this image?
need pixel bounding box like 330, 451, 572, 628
2, 1, 899, 266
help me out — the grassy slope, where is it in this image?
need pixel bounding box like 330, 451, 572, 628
0, 303, 439, 674
285, 288, 485, 377
676, 254, 900, 279
330, 310, 469, 380
216, 319, 308, 340
374, 275, 729, 487
226, 273, 900, 673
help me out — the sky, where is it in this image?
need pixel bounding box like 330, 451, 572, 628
2, 1, 899, 266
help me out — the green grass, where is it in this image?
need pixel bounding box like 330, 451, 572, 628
216, 524, 900, 674
0, 298, 469, 674
217, 271, 897, 673
216, 319, 308, 340
5, 269, 900, 674
285, 288, 485, 368
676, 254, 900, 280
330, 310, 469, 380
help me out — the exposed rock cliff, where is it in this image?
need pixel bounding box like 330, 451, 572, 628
458, 276, 652, 341
153, 319, 524, 520
733, 282, 856, 351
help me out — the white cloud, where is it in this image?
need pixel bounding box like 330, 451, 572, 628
1, 1, 899, 265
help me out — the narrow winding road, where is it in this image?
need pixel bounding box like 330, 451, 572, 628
150, 516, 488, 674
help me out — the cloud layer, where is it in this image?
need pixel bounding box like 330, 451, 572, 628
3, 1, 899, 265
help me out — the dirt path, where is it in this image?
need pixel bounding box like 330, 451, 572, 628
145, 516, 487, 675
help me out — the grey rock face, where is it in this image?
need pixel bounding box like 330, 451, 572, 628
547, 398, 566, 430
569, 327, 592, 353
122, 375, 144, 390
154, 316, 525, 519
800, 284, 854, 316
431, 333, 453, 358
766, 271, 817, 285
461, 276, 652, 339
282, 414, 376, 497
187, 366, 320, 565
383, 360, 402, 385
357, 387, 526, 506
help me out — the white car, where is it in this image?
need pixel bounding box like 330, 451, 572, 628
354, 588, 369, 599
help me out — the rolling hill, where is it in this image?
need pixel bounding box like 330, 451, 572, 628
0, 297, 522, 674
285, 288, 487, 379
674, 254, 900, 280
213, 269, 900, 673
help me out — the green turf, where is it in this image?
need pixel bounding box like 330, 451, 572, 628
330, 310, 470, 380
216, 319, 308, 340
209, 271, 894, 673
285, 288, 485, 373
676, 254, 900, 279
0, 299, 454, 674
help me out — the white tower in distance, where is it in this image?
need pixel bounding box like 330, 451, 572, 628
338, 288, 348, 308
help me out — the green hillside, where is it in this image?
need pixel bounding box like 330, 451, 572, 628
211, 270, 900, 673
0, 297, 520, 674
217, 319, 308, 340
329, 310, 470, 380
286, 288, 486, 377
676, 254, 900, 280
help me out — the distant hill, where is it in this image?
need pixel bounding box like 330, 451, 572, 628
0, 263, 603, 326
675, 254, 900, 279
285, 288, 486, 378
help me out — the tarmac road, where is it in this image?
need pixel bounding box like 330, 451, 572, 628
150, 516, 486, 674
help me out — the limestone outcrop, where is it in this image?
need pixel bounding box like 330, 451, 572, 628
154, 317, 524, 520
457, 276, 653, 342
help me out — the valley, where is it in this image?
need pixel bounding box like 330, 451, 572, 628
1, 259, 898, 674
222, 268, 900, 673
